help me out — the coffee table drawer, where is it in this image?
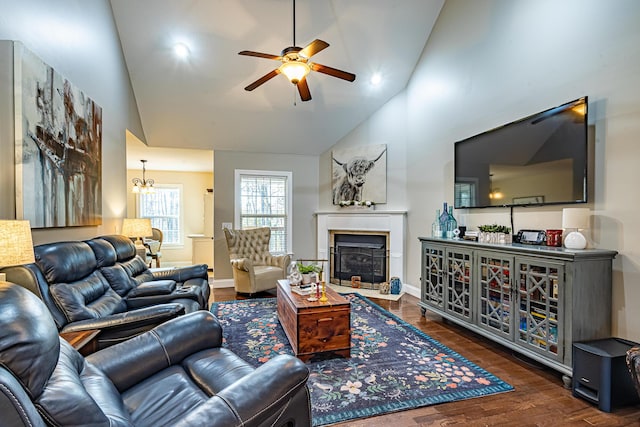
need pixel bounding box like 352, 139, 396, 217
298, 307, 350, 355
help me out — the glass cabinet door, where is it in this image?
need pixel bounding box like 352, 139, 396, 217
422, 244, 445, 309
477, 253, 513, 339
445, 249, 473, 322
515, 258, 563, 361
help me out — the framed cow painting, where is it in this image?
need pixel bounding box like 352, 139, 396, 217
331, 144, 387, 205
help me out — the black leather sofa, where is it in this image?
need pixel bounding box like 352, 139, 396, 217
1, 235, 210, 349
0, 282, 311, 427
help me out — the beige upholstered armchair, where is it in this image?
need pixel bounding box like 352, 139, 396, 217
224, 227, 291, 294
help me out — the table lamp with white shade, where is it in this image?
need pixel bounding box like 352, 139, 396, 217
122, 218, 153, 247
562, 208, 590, 250
0, 220, 35, 282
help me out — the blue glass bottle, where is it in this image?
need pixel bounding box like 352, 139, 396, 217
446, 206, 457, 238
439, 202, 449, 234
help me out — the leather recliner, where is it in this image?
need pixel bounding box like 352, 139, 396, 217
224, 227, 291, 294
0, 282, 311, 427
90, 235, 210, 310
1, 236, 208, 349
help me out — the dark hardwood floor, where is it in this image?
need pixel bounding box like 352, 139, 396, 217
212, 287, 640, 426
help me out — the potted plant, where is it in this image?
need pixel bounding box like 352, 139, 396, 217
297, 262, 322, 284
478, 224, 512, 244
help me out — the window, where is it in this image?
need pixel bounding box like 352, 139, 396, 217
235, 170, 292, 254
454, 182, 476, 208
138, 184, 183, 246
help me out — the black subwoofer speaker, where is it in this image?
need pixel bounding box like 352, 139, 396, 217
572, 338, 640, 412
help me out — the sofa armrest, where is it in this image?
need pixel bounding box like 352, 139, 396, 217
152, 264, 208, 282
174, 355, 310, 427
127, 280, 176, 297
60, 303, 185, 334
125, 292, 198, 309
87, 311, 223, 392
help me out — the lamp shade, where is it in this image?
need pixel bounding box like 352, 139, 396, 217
279, 61, 310, 84
562, 208, 590, 230
122, 218, 153, 238
0, 220, 35, 267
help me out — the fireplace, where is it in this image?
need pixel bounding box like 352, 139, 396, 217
315, 211, 407, 288
330, 232, 389, 289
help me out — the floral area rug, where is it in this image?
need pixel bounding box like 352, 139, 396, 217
211, 294, 513, 426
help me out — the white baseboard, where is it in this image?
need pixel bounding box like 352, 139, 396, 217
403, 283, 420, 299
161, 261, 192, 268
211, 279, 234, 289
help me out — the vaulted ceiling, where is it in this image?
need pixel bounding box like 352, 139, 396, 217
111, 0, 444, 159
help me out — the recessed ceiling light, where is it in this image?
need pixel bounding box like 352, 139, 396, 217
173, 43, 190, 59
370, 73, 382, 86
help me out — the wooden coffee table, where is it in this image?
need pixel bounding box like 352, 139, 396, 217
276, 279, 351, 361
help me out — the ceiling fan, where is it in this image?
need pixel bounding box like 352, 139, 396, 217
239, 0, 356, 102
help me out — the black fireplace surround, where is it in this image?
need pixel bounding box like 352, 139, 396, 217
331, 233, 388, 287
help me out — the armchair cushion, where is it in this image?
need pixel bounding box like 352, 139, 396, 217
254, 265, 287, 283
124, 365, 208, 426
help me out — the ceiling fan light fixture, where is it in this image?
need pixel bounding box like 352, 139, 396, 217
279, 61, 310, 84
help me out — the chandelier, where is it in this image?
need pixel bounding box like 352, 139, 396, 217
131, 160, 155, 194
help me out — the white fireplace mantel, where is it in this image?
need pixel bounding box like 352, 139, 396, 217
315, 210, 407, 285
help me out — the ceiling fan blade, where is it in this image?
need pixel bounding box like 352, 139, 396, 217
310, 63, 356, 82
238, 50, 282, 60
244, 69, 281, 91
299, 39, 329, 59
297, 77, 312, 101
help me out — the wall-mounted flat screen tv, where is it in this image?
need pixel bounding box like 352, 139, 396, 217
454, 97, 588, 209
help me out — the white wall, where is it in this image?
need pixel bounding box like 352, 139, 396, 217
323, 0, 640, 341
0, 0, 143, 243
